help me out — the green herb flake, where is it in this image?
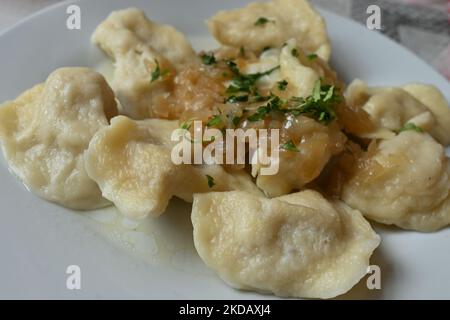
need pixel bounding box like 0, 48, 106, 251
203, 136, 216, 143
323, 85, 335, 102
399, 122, 423, 133
232, 116, 242, 127
280, 140, 299, 152
307, 53, 318, 61
201, 53, 216, 65
247, 106, 271, 122
277, 80, 288, 91
312, 80, 322, 102
225, 60, 241, 75
318, 111, 327, 122
225, 62, 280, 94
254, 17, 274, 26
206, 175, 216, 188
180, 120, 193, 130
247, 95, 286, 122
151, 59, 162, 83
252, 90, 272, 102
288, 80, 340, 124
206, 115, 223, 127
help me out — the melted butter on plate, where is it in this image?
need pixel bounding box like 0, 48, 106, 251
83, 198, 208, 275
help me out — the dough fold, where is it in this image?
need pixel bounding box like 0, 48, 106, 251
85, 116, 262, 218
192, 190, 380, 299
0, 68, 118, 209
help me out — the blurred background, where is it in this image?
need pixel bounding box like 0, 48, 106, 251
0, 0, 448, 80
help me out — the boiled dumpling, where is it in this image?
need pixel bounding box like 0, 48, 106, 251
191, 190, 380, 299
207, 0, 331, 61
0, 68, 118, 209
246, 40, 345, 197
402, 83, 450, 146
279, 39, 320, 98
243, 39, 332, 98
252, 116, 347, 197
84, 116, 262, 219
345, 79, 450, 145
341, 131, 450, 232
92, 8, 198, 119
92, 8, 196, 69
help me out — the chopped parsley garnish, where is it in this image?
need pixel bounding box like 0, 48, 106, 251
312, 80, 322, 101
201, 53, 216, 65
225, 61, 279, 94
288, 80, 340, 124
254, 17, 274, 26
225, 95, 249, 104
232, 116, 242, 127
323, 85, 335, 102
398, 122, 423, 133
247, 95, 285, 122
203, 136, 216, 143
244, 80, 340, 124
252, 90, 272, 102
277, 80, 288, 91
225, 60, 241, 75
206, 175, 215, 188
307, 53, 318, 61
150, 59, 168, 83
291, 48, 299, 57
247, 105, 272, 122
280, 140, 299, 152
180, 119, 193, 130
206, 115, 223, 127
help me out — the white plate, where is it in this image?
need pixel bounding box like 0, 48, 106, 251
0, 0, 449, 300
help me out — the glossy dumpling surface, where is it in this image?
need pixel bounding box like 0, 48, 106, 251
92, 8, 198, 119
192, 190, 380, 299
0, 68, 118, 209
207, 0, 331, 61
341, 131, 450, 232
345, 79, 450, 145
85, 116, 262, 219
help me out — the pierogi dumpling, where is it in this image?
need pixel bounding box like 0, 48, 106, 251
341, 131, 450, 232
191, 190, 380, 299
279, 39, 320, 98
92, 8, 198, 119
84, 116, 262, 219
402, 83, 450, 146
243, 39, 337, 98
252, 117, 346, 197
207, 0, 331, 61
245, 40, 345, 197
345, 79, 450, 145
0, 68, 118, 209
